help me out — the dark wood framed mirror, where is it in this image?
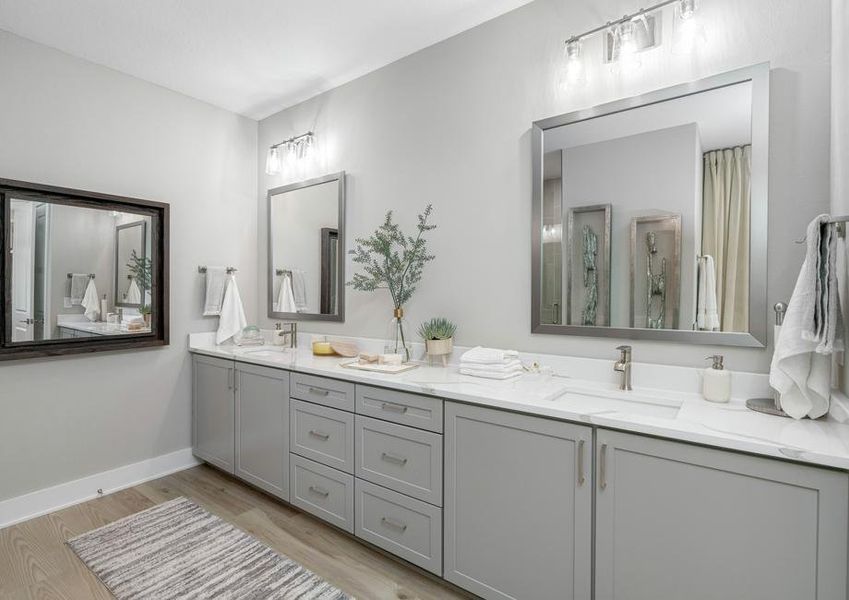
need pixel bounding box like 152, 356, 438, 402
0, 178, 169, 360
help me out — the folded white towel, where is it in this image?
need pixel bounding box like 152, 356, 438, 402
459, 359, 523, 374
275, 274, 298, 313
203, 266, 228, 317
696, 255, 719, 331
125, 277, 142, 305
459, 368, 522, 380
460, 346, 520, 365
216, 275, 247, 345
81, 278, 100, 322
770, 217, 844, 419
69, 273, 90, 305
292, 269, 308, 312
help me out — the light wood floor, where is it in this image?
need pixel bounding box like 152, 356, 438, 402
0, 464, 473, 600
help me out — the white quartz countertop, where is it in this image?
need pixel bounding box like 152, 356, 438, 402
59, 321, 151, 335
189, 334, 849, 471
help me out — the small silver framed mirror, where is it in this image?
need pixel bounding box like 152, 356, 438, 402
531, 63, 769, 347
267, 172, 346, 322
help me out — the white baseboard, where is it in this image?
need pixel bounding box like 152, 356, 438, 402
0, 447, 200, 529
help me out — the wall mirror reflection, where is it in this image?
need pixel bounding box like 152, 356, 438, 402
532, 64, 769, 347
1, 179, 169, 360
268, 172, 345, 322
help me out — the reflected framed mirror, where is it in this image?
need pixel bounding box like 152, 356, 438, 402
268, 172, 345, 322
1, 179, 169, 360
532, 63, 769, 347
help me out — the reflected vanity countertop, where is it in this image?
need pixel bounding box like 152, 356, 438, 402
58, 320, 151, 335
188, 333, 849, 471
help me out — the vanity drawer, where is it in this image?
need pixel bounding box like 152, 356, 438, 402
356, 385, 443, 433
355, 479, 443, 575
355, 415, 443, 506
289, 454, 354, 533
290, 373, 355, 412
290, 399, 354, 473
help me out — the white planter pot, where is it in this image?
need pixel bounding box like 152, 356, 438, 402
425, 338, 453, 366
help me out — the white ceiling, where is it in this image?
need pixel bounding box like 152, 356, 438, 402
0, 0, 534, 120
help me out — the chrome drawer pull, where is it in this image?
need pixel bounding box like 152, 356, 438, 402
599, 443, 608, 490
577, 439, 585, 486
308, 387, 330, 396
381, 401, 408, 413
381, 452, 408, 466
381, 517, 407, 532
308, 485, 330, 498
309, 430, 330, 441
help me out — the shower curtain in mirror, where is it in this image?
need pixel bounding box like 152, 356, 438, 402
702, 145, 751, 332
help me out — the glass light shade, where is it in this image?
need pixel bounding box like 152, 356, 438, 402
672, 0, 707, 54
618, 20, 641, 70
265, 146, 281, 175
562, 39, 587, 89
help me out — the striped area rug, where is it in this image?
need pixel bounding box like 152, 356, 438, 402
68, 496, 352, 599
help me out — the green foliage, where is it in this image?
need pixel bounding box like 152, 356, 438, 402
126, 250, 152, 290
140, 304, 152, 316
418, 317, 456, 341
348, 205, 436, 308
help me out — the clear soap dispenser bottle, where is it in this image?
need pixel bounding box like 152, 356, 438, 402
703, 355, 731, 403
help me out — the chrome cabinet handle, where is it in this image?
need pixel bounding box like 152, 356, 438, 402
308, 485, 329, 497
577, 439, 585, 486
308, 387, 330, 396
381, 402, 408, 413
233, 370, 239, 392
309, 430, 330, 441
381, 452, 408, 466
380, 516, 407, 532
227, 368, 234, 390
599, 443, 608, 490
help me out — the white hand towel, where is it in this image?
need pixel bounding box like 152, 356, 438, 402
125, 277, 142, 304
275, 274, 298, 313
69, 273, 89, 305
81, 278, 100, 322
460, 346, 520, 365
459, 368, 522, 380
696, 256, 719, 331
216, 275, 247, 345
292, 269, 308, 312
770, 217, 844, 419
203, 266, 228, 316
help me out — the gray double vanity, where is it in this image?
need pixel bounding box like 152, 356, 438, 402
190, 348, 848, 600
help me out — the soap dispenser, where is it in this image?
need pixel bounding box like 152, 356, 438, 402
703, 355, 731, 403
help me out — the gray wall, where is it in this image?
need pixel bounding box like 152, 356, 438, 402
0, 31, 258, 501
257, 0, 831, 373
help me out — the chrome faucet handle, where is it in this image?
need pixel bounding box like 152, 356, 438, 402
616, 345, 632, 359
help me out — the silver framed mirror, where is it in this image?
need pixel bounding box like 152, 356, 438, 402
115, 220, 148, 309
531, 63, 769, 347
267, 171, 346, 322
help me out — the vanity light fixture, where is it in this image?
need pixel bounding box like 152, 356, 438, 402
265, 131, 315, 175
563, 0, 702, 77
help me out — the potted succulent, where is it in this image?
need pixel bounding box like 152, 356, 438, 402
418, 317, 456, 366
140, 304, 152, 327
348, 205, 436, 361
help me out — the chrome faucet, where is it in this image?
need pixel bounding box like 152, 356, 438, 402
276, 322, 298, 348
614, 345, 632, 391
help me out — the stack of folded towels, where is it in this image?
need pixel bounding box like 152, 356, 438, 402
459, 346, 523, 380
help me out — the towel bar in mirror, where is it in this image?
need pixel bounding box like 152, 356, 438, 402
0, 178, 170, 361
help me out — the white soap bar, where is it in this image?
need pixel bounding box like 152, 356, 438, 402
379, 353, 403, 366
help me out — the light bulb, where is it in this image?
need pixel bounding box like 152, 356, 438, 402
265, 146, 280, 175
672, 0, 706, 54
618, 20, 641, 70
562, 39, 587, 89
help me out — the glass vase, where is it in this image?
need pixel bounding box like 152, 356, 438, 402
385, 307, 412, 362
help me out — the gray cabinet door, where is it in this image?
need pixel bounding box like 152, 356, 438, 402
595, 429, 849, 600
192, 355, 235, 473
235, 362, 289, 501
444, 402, 592, 600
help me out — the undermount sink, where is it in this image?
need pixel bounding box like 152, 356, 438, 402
234, 346, 294, 358
552, 386, 682, 420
